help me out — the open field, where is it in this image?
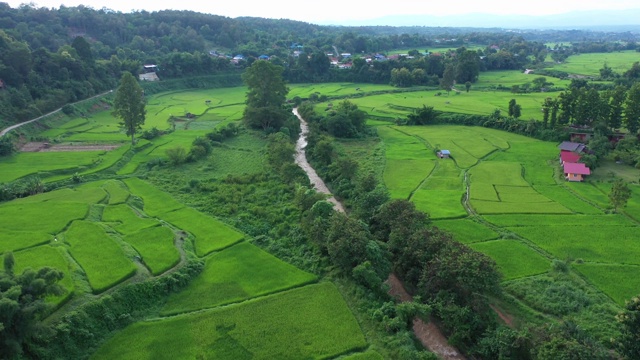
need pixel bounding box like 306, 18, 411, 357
574, 263, 640, 305
161, 242, 316, 314
375, 123, 640, 309
0, 151, 112, 183
102, 179, 130, 204
123, 225, 179, 275
508, 225, 640, 265
159, 207, 244, 256
545, 51, 640, 77
13, 245, 75, 304
476, 70, 571, 89
432, 219, 499, 243
0, 201, 88, 234
349, 89, 552, 121
470, 240, 550, 280
65, 220, 137, 293
93, 283, 367, 360
102, 204, 160, 235
290, 83, 396, 98
123, 178, 184, 217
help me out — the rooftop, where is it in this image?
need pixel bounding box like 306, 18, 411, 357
563, 162, 591, 175
558, 141, 586, 153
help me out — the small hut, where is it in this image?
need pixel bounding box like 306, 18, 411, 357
437, 150, 451, 159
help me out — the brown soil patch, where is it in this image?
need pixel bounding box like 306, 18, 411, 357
386, 274, 466, 360
20, 142, 121, 152
490, 304, 515, 328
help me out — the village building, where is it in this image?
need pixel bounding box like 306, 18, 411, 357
139, 64, 159, 81
563, 162, 591, 182
437, 150, 451, 159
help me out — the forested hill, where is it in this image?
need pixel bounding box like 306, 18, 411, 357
0, 3, 638, 126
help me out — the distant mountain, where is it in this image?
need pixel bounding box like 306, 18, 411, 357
321, 9, 640, 31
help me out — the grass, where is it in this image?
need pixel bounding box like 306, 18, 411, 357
342, 350, 385, 359
0, 151, 109, 183
117, 129, 209, 174
411, 188, 467, 219
92, 282, 367, 360
483, 214, 635, 227
123, 178, 184, 217
432, 218, 499, 244
161, 242, 317, 315
0, 230, 52, 252
13, 245, 75, 304
65, 220, 136, 293
534, 185, 604, 214
102, 204, 160, 235
10, 186, 106, 205
350, 89, 553, 121
0, 201, 88, 233
102, 180, 130, 204
289, 83, 396, 98
509, 225, 640, 265
470, 240, 550, 280
574, 263, 640, 305
546, 51, 640, 77
159, 207, 244, 256
123, 225, 179, 275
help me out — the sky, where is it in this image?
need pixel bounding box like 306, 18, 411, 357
5, 0, 640, 25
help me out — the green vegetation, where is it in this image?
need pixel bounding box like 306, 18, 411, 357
65, 220, 137, 293
0, 151, 112, 183
574, 263, 640, 305
123, 177, 184, 216
159, 207, 244, 256
101, 203, 156, 232
123, 226, 179, 275
162, 242, 316, 314
0, 201, 88, 234
12, 245, 74, 304
470, 240, 550, 280
93, 283, 367, 360
102, 180, 130, 204
432, 219, 499, 243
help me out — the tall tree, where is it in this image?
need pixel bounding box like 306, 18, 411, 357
455, 49, 480, 83
609, 178, 631, 212
112, 71, 146, 145
624, 82, 640, 134
440, 64, 454, 96
609, 85, 627, 130
0, 252, 64, 359
616, 295, 640, 359
242, 60, 289, 131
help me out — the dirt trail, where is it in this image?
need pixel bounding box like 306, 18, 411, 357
0, 90, 113, 137
293, 108, 464, 359
292, 108, 345, 213
386, 274, 466, 360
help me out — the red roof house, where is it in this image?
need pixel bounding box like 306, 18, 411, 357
563, 162, 591, 182
560, 151, 581, 164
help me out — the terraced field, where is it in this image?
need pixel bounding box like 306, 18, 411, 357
377, 124, 640, 305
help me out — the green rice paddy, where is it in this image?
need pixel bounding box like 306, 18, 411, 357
123, 225, 179, 275
65, 220, 137, 293
162, 242, 316, 315
159, 207, 244, 256
92, 283, 367, 360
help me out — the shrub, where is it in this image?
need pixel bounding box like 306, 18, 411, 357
165, 146, 188, 165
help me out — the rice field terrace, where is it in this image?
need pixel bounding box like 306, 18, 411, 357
544, 50, 640, 77
0, 84, 392, 359
2, 78, 639, 358
375, 123, 640, 307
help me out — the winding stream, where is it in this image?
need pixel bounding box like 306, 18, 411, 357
292, 108, 465, 359
292, 108, 345, 213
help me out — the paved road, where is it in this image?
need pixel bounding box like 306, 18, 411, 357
0, 90, 113, 137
